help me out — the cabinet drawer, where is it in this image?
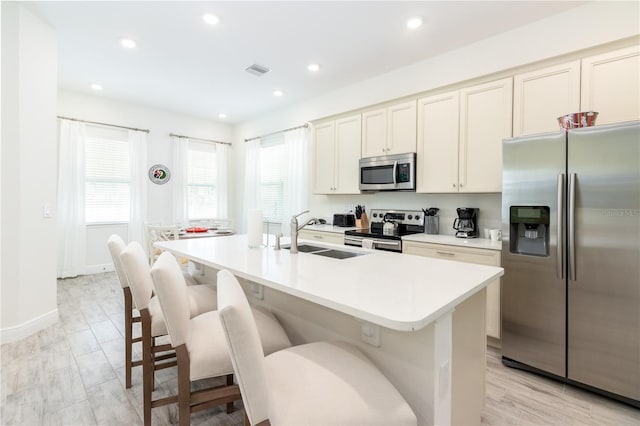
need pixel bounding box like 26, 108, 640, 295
298, 230, 344, 245
403, 241, 500, 266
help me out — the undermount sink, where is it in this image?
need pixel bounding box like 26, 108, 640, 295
283, 244, 364, 259
284, 244, 327, 253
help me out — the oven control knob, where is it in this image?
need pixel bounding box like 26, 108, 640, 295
407, 215, 413, 220
415, 215, 420, 220
372, 213, 377, 218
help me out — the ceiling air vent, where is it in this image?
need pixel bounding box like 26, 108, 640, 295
245, 64, 271, 76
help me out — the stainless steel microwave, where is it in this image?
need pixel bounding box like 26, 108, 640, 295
359, 152, 416, 191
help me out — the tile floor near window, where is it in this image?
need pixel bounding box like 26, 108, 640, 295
1, 272, 639, 425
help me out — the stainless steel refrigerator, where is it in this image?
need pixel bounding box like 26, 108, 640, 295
501, 121, 639, 407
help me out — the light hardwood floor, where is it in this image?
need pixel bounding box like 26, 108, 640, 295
1, 272, 639, 425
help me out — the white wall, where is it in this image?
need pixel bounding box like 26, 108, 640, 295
231, 1, 640, 233
57, 91, 233, 272
1, 3, 59, 343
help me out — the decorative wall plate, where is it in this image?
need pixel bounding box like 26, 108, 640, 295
148, 164, 171, 185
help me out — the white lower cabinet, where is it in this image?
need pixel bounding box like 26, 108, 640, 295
403, 241, 501, 340
297, 229, 345, 245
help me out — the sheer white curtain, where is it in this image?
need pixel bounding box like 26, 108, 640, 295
172, 136, 189, 225
243, 138, 262, 232
216, 143, 230, 219
57, 119, 87, 278
128, 130, 148, 244
282, 127, 310, 236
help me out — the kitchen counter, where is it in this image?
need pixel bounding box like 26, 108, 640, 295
156, 235, 502, 331
155, 234, 503, 425
402, 233, 502, 251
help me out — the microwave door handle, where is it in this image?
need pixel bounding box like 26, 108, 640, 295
392, 161, 398, 186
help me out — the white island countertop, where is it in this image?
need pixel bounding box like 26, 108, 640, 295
155, 234, 503, 332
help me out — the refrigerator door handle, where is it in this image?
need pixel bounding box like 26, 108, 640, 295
568, 173, 577, 281
557, 174, 565, 280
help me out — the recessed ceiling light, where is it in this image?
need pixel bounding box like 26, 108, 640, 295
307, 63, 321, 72
218, 113, 227, 119
407, 17, 423, 29
120, 38, 136, 49
203, 14, 220, 25
273, 89, 284, 97
90, 83, 103, 91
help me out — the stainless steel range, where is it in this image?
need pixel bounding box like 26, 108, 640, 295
344, 209, 425, 252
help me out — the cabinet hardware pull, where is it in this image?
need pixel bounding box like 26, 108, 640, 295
436, 251, 455, 256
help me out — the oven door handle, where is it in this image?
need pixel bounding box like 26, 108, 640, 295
372, 239, 401, 250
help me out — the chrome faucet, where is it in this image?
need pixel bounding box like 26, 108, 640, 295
290, 210, 317, 254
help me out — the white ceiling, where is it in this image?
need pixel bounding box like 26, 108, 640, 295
26, 1, 585, 124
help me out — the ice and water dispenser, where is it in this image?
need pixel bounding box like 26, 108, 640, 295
509, 206, 550, 257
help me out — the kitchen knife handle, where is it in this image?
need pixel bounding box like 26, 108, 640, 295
556, 174, 565, 280
568, 173, 576, 281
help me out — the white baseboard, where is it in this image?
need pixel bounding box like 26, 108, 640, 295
85, 263, 115, 275
0, 308, 59, 345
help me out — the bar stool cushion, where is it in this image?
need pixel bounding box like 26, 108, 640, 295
217, 269, 417, 426
265, 340, 416, 425
187, 306, 292, 382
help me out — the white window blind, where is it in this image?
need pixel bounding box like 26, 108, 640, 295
85, 133, 130, 224
260, 140, 284, 222
187, 141, 217, 220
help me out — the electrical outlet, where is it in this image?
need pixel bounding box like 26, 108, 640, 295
360, 322, 380, 347
250, 282, 264, 300
439, 360, 450, 399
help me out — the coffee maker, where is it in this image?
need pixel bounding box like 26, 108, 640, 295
453, 208, 479, 238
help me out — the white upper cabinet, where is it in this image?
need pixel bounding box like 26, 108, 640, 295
361, 108, 387, 157
312, 121, 335, 194
334, 115, 362, 194
387, 101, 418, 155
513, 61, 581, 136
417, 91, 460, 192
581, 46, 640, 125
362, 100, 417, 158
417, 79, 512, 193
459, 77, 513, 193
312, 115, 361, 195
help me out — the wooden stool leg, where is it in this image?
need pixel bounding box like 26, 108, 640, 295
226, 374, 234, 413
141, 312, 153, 426
177, 346, 191, 426
124, 289, 134, 389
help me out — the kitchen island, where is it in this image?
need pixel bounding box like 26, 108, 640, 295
155, 235, 504, 425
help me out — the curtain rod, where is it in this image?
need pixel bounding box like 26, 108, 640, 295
244, 123, 309, 143
57, 116, 150, 133
169, 133, 231, 146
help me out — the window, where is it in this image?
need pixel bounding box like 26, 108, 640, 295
85, 126, 130, 223
187, 141, 217, 220
260, 138, 284, 222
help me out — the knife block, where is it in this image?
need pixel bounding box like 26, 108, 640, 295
360, 212, 369, 230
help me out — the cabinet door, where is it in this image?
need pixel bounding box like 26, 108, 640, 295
361, 108, 387, 158
417, 91, 459, 192
334, 115, 362, 194
459, 77, 513, 193
513, 61, 581, 136
581, 46, 640, 125
312, 121, 336, 194
387, 100, 417, 154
